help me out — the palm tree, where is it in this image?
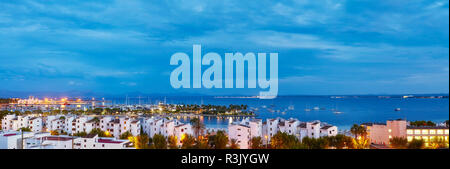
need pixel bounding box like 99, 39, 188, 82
250, 137, 263, 149
229, 139, 240, 149
190, 117, 205, 139
350, 124, 367, 139
213, 131, 229, 149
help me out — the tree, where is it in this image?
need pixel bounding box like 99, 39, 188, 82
429, 137, 449, 149
168, 136, 179, 149
213, 131, 229, 149
250, 137, 263, 149
350, 124, 367, 140
327, 134, 354, 149
120, 131, 133, 140
408, 139, 425, 149
271, 132, 302, 149
194, 137, 210, 149
89, 128, 110, 137
152, 134, 167, 149
135, 134, 150, 149
389, 137, 408, 149
190, 117, 205, 139
181, 134, 196, 149
302, 137, 329, 149
410, 121, 436, 127
229, 139, 240, 149
352, 136, 370, 149
73, 132, 87, 137
19, 127, 32, 132
445, 120, 449, 127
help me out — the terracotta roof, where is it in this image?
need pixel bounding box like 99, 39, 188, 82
43, 136, 73, 141
97, 138, 125, 144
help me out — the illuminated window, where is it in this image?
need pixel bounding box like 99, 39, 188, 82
430, 130, 436, 135
430, 136, 436, 140
407, 130, 413, 135
437, 130, 444, 135
422, 130, 429, 135
445, 136, 448, 141
445, 130, 449, 135
414, 130, 421, 135
407, 136, 413, 141
388, 129, 392, 133
414, 136, 421, 140
389, 135, 392, 139
422, 136, 429, 142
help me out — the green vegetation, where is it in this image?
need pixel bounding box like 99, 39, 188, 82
350, 124, 368, 139
152, 134, 168, 149
229, 139, 240, 149
0, 98, 17, 104
211, 130, 229, 149
89, 128, 112, 137
409, 121, 436, 127
181, 135, 196, 149
190, 117, 205, 139
271, 132, 304, 149
408, 139, 425, 149
389, 137, 408, 149
168, 135, 178, 149
429, 137, 449, 149
119, 131, 133, 140
250, 137, 263, 149
135, 134, 150, 149
18, 127, 32, 132
73, 132, 88, 137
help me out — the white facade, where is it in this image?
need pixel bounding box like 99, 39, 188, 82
2, 115, 42, 132
228, 118, 263, 149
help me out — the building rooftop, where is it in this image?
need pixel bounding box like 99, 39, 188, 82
407, 126, 449, 129
43, 136, 73, 141
321, 126, 335, 130
97, 138, 126, 144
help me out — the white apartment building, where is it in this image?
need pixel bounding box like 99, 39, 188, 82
142, 117, 193, 146
0, 131, 35, 149
260, 118, 337, 144
75, 134, 133, 149
103, 116, 141, 138
228, 118, 263, 149
2, 114, 42, 132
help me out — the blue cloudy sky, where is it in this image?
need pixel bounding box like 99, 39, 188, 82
0, 0, 448, 96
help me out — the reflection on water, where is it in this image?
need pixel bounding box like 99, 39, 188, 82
112, 96, 449, 130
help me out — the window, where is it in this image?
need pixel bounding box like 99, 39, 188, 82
414, 130, 421, 135
437, 130, 444, 134
407, 130, 413, 135
422, 130, 429, 135
388, 129, 392, 133
445, 130, 449, 135
407, 136, 413, 141
430, 130, 436, 135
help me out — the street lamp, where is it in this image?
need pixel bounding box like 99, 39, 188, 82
265, 135, 268, 149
